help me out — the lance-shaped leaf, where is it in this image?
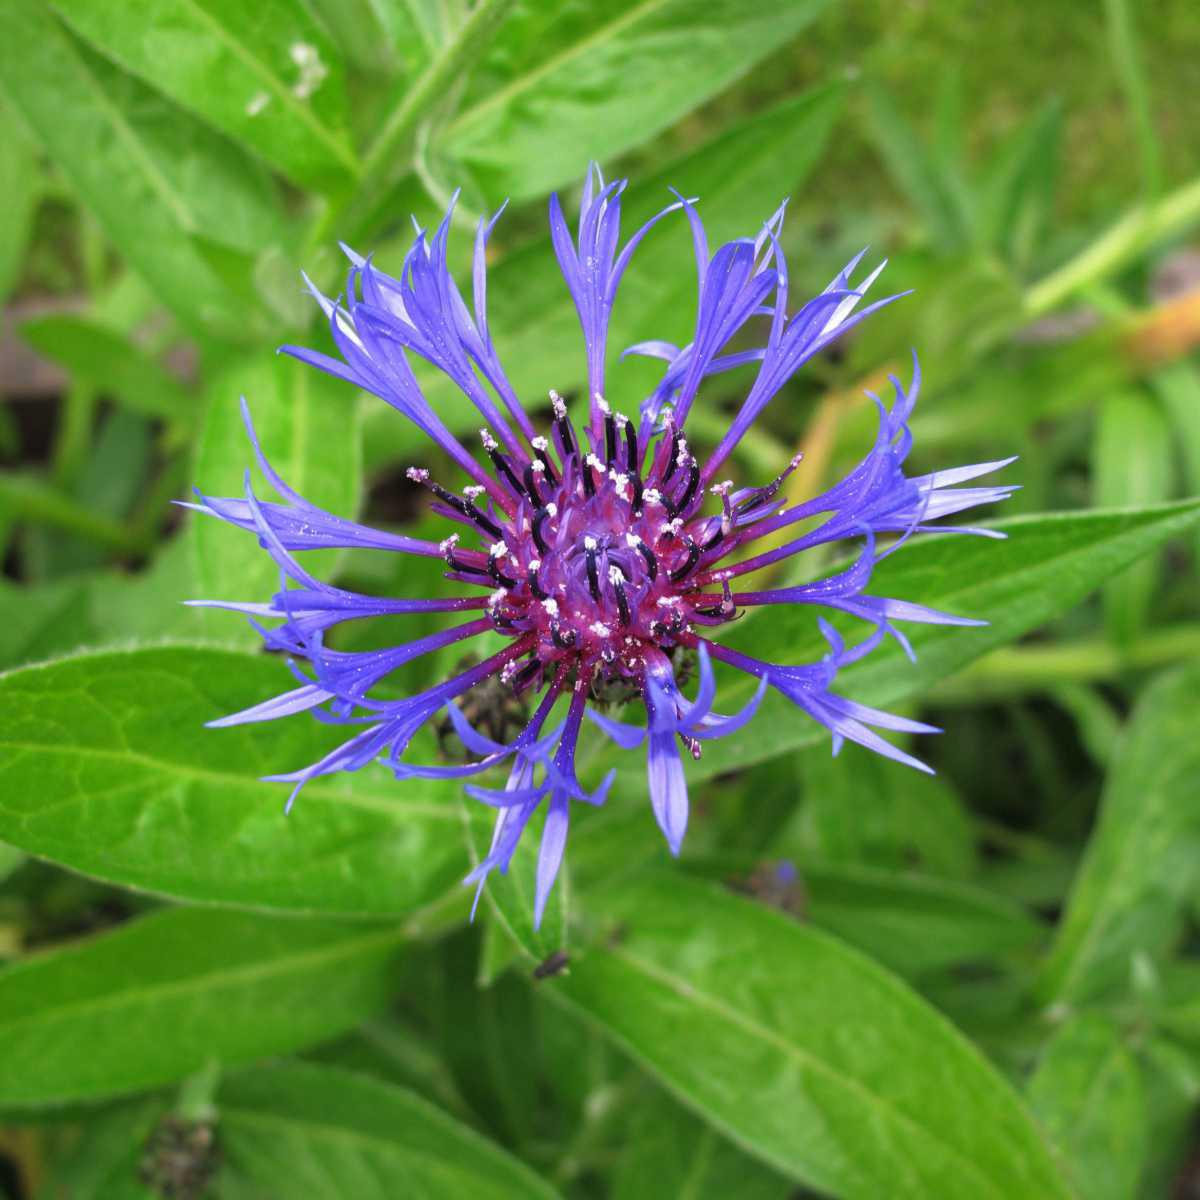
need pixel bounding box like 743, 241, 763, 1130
0, 907, 404, 1106
662, 499, 1200, 786
0, 645, 486, 917
551, 872, 1074, 1199
1038, 661, 1200, 1006
217, 1062, 562, 1199
441, 0, 831, 202
53, 0, 357, 191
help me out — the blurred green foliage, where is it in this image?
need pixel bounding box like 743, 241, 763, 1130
1, 1, 1199, 1197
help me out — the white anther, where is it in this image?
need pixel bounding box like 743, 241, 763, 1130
607, 564, 624, 585
656, 595, 681, 607
406, 467, 430, 482
439, 534, 460, 554
610, 472, 631, 501
531, 459, 546, 474
549, 390, 567, 418
541, 598, 560, 617
585, 453, 604, 471
489, 539, 508, 558
710, 480, 734, 496
463, 485, 484, 500
488, 589, 507, 607
590, 622, 611, 638
583, 535, 598, 550
614, 412, 628, 429
625, 532, 642, 547
643, 488, 663, 506
529, 558, 541, 571
545, 503, 558, 518
675, 440, 689, 466
594, 393, 611, 416
479, 428, 498, 451
531, 436, 550, 452
790, 452, 804, 469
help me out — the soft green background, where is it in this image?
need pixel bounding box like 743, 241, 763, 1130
1, 1, 1199, 1196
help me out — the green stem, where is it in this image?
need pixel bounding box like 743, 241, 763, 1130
929, 624, 1200, 703
51, 381, 97, 489
1024, 175, 1200, 318
308, 0, 519, 250
0, 472, 147, 554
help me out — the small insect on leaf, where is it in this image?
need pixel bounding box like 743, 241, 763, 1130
532, 950, 570, 980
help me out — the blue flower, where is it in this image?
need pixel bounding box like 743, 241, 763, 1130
190, 166, 1013, 925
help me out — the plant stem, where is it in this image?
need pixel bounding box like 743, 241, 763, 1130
929, 624, 1200, 703
1024, 175, 1200, 318
0, 472, 147, 554
308, 0, 519, 251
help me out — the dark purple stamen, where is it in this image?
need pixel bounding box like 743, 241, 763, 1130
668, 536, 700, 583
585, 543, 601, 600
635, 539, 658, 581
532, 508, 552, 555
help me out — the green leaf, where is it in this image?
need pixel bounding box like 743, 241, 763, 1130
216, 1062, 561, 1199
553, 872, 1074, 1198
190, 356, 362, 634
1136, 1035, 1200, 1197
0, 95, 41, 306
783, 745, 975, 879
363, 84, 844, 467
19, 314, 197, 431
1027, 1014, 1145, 1200
981, 100, 1062, 271
612, 1082, 790, 1200
440, 0, 831, 203
798, 862, 1045, 979
660, 500, 1200, 788
0, 907, 404, 1106
863, 83, 975, 252
53, 0, 358, 192
36, 1098, 165, 1199
0, 3, 276, 336
1038, 662, 1200, 1007
1093, 391, 1173, 645
0, 645, 485, 917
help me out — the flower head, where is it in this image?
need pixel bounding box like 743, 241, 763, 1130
190, 166, 1013, 926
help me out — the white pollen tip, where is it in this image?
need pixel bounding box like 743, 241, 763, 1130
614, 413, 628, 428
531, 436, 549, 451
531, 459, 546, 473
439, 534, 460, 553
625, 532, 642, 547
541, 598, 560, 616
710, 480, 733, 495
406, 466, 430, 482
546, 503, 558, 517
489, 589, 506, 606
586, 453, 603, 469
489, 540, 508, 557
550, 391, 567, 418
479, 428, 498, 451
594, 394, 611, 415
607, 564, 624, 584
463, 485, 484, 499
590, 622, 611, 638
529, 558, 541, 571
643, 488, 662, 506
583, 535, 598, 550
790, 452, 804, 468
